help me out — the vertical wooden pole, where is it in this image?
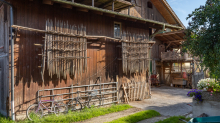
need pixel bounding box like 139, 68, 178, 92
112, 1, 114, 11
128, 6, 130, 15
92, 0, 94, 7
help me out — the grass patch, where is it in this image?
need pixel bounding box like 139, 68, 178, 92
107, 110, 160, 123
29, 104, 132, 123
156, 116, 191, 123
1, 104, 131, 123
0, 114, 14, 123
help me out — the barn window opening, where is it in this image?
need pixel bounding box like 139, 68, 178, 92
114, 22, 121, 38
147, 2, 153, 9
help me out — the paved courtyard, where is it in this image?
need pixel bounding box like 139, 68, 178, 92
130, 86, 192, 117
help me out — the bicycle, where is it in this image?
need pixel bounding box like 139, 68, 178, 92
26, 95, 68, 121
68, 90, 102, 111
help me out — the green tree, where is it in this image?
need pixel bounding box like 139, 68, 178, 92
182, 0, 220, 79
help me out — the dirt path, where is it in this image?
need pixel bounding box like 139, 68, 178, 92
75, 107, 142, 123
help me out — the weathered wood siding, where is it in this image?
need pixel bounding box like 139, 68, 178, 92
121, 0, 167, 23
5, 0, 153, 119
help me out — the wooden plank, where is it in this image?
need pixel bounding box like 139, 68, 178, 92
122, 83, 129, 103
134, 82, 136, 101
43, 0, 53, 5
137, 82, 140, 100
128, 82, 130, 101
142, 81, 146, 100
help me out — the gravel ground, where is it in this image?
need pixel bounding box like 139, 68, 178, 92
76, 86, 192, 123
132, 86, 193, 123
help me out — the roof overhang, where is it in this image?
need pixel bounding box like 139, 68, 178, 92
72, 0, 133, 12
49, 0, 183, 30
151, 0, 185, 29
155, 30, 185, 47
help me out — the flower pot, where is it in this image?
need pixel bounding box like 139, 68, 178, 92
207, 87, 214, 92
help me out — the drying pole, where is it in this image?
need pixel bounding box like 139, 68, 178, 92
10, 6, 15, 121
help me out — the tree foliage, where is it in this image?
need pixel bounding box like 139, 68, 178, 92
182, 0, 220, 78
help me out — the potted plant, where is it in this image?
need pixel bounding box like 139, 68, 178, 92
187, 89, 202, 102
197, 78, 216, 92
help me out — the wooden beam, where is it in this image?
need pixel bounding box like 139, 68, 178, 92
76, 7, 89, 12
43, 0, 53, 5
61, 4, 72, 9
156, 30, 185, 37
176, 33, 184, 39
104, 13, 115, 18
166, 42, 172, 49
137, 20, 146, 24
164, 40, 186, 43
127, 18, 137, 22
91, 10, 103, 15
116, 0, 132, 6
160, 36, 170, 41
87, 37, 99, 41
116, 16, 127, 20
165, 35, 176, 41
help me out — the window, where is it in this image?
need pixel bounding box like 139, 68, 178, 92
149, 28, 152, 36
147, 2, 153, 9
114, 22, 121, 38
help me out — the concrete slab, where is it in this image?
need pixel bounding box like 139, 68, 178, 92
130, 86, 192, 117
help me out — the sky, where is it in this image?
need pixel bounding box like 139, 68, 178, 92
166, 0, 207, 27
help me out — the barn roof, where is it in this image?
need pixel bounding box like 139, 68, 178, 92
155, 30, 185, 47
151, 0, 185, 28
44, 0, 184, 30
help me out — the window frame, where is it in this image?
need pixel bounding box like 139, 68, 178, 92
114, 22, 122, 38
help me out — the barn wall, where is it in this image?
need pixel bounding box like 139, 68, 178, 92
6, 0, 156, 119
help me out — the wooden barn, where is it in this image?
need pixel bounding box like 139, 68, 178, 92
0, 0, 186, 120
